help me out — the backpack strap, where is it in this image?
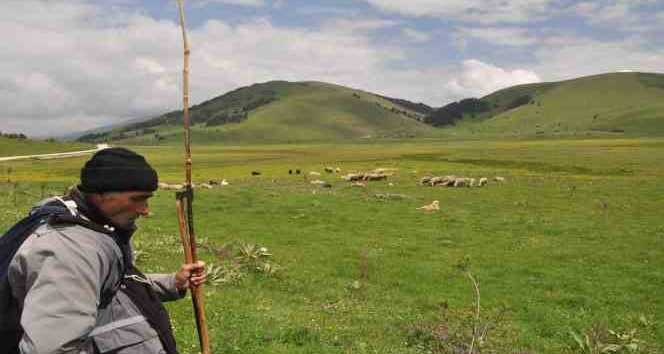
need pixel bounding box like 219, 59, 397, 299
47, 214, 128, 309
1, 199, 127, 354
53, 197, 78, 216
1, 202, 73, 351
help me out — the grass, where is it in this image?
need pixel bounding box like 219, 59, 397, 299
1, 137, 663, 353
0, 137, 91, 157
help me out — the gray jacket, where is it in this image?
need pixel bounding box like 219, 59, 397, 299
8, 197, 185, 354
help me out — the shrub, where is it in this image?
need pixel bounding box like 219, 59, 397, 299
506, 95, 532, 110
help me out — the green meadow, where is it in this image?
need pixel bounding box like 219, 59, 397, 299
1, 137, 663, 353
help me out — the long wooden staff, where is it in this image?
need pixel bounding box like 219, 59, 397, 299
175, 1, 211, 353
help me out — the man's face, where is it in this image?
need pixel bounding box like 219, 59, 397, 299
93, 191, 153, 228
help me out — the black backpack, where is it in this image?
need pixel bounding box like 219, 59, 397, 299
0, 200, 121, 353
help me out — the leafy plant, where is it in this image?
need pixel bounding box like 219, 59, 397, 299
200, 241, 280, 286
569, 326, 649, 354
407, 255, 520, 353
256, 262, 279, 277
236, 242, 272, 261
455, 255, 482, 354
205, 262, 244, 286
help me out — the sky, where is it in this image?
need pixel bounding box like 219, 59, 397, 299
1, 0, 663, 137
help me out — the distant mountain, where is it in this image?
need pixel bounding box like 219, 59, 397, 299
59, 116, 152, 141
78, 81, 434, 144
427, 72, 664, 137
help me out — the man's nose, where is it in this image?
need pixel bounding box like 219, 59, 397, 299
136, 204, 150, 216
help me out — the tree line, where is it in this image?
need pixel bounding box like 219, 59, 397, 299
0, 132, 27, 139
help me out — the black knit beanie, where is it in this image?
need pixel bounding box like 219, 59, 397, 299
79, 147, 158, 193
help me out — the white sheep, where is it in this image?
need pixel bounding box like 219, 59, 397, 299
343, 173, 363, 181
453, 178, 467, 187
420, 177, 432, 185
428, 176, 444, 186
159, 183, 183, 190
417, 200, 440, 211
310, 180, 331, 187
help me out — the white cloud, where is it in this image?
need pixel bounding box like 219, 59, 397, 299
0, 1, 429, 136
134, 57, 167, 74
533, 35, 664, 80
446, 59, 541, 98
362, 0, 558, 24
294, 7, 360, 16
3, 0, 663, 137
454, 26, 536, 46
573, 0, 661, 33
576, 1, 632, 25
574, 2, 602, 17
272, 0, 285, 9
321, 17, 402, 33
363, 0, 662, 32
402, 28, 432, 43
191, 0, 266, 8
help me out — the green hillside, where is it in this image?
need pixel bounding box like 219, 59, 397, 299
446, 72, 664, 137
80, 81, 435, 144
76, 72, 664, 142
0, 137, 91, 157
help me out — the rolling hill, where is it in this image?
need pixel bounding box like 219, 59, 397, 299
439, 72, 664, 137
77, 72, 664, 144
78, 81, 436, 144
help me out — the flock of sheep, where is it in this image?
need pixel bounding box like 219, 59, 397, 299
158, 179, 229, 190
155, 167, 507, 213
420, 175, 506, 187
157, 167, 506, 195
152, 164, 511, 218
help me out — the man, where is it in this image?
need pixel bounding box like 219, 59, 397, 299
6, 147, 206, 353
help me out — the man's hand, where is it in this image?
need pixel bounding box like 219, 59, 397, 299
175, 260, 207, 291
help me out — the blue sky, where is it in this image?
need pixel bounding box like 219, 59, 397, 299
2, 0, 663, 136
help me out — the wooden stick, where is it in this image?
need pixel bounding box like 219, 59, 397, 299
176, 194, 211, 354
177, 0, 192, 190
176, 196, 193, 263
176, 1, 211, 353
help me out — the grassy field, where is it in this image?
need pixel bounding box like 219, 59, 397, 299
0, 137, 91, 157
1, 138, 663, 353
